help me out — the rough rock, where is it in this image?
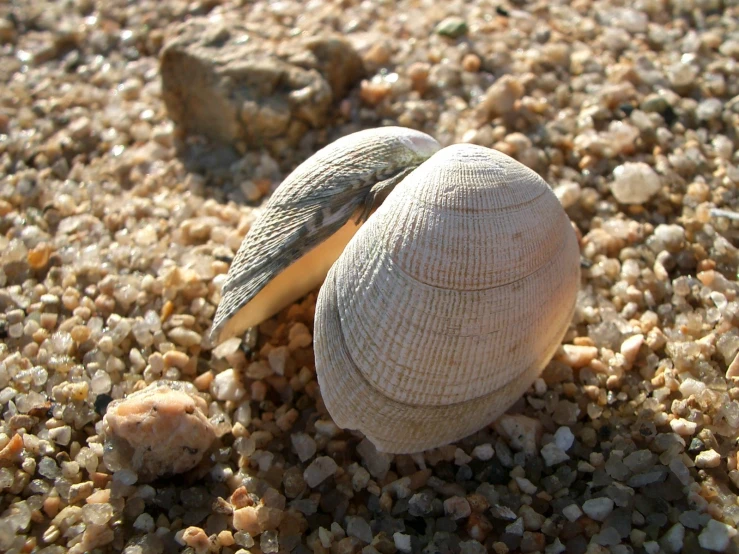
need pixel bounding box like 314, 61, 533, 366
160, 19, 364, 151
101, 381, 215, 482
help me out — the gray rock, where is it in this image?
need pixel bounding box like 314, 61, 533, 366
346, 516, 373, 544
435, 17, 468, 39
160, 19, 364, 151
303, 456, 338, 487
356, 439, 392, 480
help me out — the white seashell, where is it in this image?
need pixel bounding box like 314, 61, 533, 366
210, 127, 441, 343
314, 143, 581, 453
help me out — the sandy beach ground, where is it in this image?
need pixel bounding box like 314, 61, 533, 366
0, 0, 738, 553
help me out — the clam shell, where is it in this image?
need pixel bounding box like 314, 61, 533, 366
314, 144, 580, 453
210, 127, 440, 343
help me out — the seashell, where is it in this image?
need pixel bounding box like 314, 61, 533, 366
314, 143, 581, 453
210, 127, 441, 343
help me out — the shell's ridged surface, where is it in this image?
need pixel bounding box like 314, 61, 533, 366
315, 144, 580, 453
210, 127, 441, 343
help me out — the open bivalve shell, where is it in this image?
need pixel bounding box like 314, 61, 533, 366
314, 143, 581, 453
210, 127, 441, 343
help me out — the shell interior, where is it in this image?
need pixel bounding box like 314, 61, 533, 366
210, 126, 442, 344
216, 216, 363, 341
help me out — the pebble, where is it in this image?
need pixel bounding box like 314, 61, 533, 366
443, 496, 471, 520
694, 449, 721, 469
267, 346, 290, 375
182, 527, 210, 552
168, 327, 202, 348
356, 439, 392, 480
303, 456, 338, 487
493, 414, 542, 455
562, 504, 583, 522
667, 62, 698, 89
471, 443, 495, 461
462, 54, 481, 73
698, 519, 736, 551
211, 369, 246, 401
610, 162, 661, 204
659, 523, 684, 553
554, 182, 581, 209
541, 442, 569, 466
435, 17, 468, 39
291, 432, 317, 462
557, 345, 598, 369
652, 224, 685, 253
101, 382, 215, 482
582, 498, 614, 521
346, 516, 373, 544
477, 75, 524, 120
669, 418, 697, 436
393, 532, 412, 553
696, 98, 723, 121
620, 334, 644, 363
505, 517, 524, 536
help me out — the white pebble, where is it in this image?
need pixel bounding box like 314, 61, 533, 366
505, 517, 524, 536
393, 532, 412, 553
562, 504, 583, 522
679, 377, 706, 397
212, 337, 241, 359
669, 418, 697, 436
541, 443, 569, 466
620, 334, 644, 363
454, 448, 472, 465
133, 513, 155, 533
661, 523, 684, 553
694, 449, 721, 469
582, 497, 614, 521
515, 477, 537, 495
267, 346, 290, 375
610, 162, 661, 204
554, 182, 581, 209
554, 427, 575, 451
471, 444, 495, 461
211, 369, 245, 401
698, 519, 736, 551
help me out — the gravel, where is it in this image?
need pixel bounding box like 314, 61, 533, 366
0, 0, 738, 553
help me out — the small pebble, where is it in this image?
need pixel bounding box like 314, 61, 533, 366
698, 519, 736, 551
669, 418, 697, 436
694, 449, 721, 469
101, 382, 215, 482
435, 16, 468, 38
582, 498, 614, 521
562, 504, 583, 522
393, 532, 412, 553
471, 444, 495, 461
610, 162, 661, 204
304, 456, 338, 487
443, 496, 471, 520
